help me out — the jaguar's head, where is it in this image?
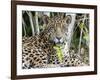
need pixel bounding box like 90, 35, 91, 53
43, 14, 72, 44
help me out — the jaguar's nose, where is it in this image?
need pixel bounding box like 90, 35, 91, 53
53, 37, 63, 44
56, 37, 61, 40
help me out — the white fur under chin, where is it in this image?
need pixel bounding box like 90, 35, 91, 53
63, 42, 70, 57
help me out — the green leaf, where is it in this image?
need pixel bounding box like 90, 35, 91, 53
79, 22, 84, 29
84, 26, 88, 33
53, 46, 63, 62
83, 33, 89, 41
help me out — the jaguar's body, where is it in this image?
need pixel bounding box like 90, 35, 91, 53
22, 14, 86, 69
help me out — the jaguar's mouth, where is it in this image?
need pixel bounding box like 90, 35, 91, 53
50, 41, 65, 47
49, 37, 65, 46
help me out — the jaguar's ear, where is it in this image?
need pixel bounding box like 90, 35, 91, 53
42, 15, 50, 24
65, 15, 72, 24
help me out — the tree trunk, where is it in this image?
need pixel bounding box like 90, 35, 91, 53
66, 14, 76, 50
35, 12, 40, 35
22, 17, 27, 36
26, 11, 35, 36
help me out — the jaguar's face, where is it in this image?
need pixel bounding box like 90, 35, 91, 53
45, 15, 72, 44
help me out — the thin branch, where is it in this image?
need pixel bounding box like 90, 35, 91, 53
78, 14, 86, 55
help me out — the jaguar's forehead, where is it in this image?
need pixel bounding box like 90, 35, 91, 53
48, 16, 66, 25
52, 16, 64, 21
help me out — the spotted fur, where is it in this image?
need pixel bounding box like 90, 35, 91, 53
22, 14, 86, 69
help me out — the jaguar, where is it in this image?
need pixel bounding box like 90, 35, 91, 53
22, 14, 86, 69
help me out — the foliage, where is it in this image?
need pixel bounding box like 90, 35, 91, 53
71, 14, 89, 51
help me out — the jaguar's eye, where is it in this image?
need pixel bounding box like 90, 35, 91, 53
62, 20, 65, 23
56, 20, 59, 23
